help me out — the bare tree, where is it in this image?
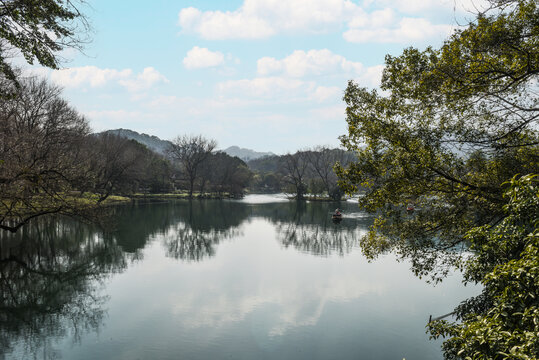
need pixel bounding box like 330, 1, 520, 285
282, 151, 310, 200
168, 135, 217, 198
306, 147, 350, 200
86, 134, 145, 201
0, 77, 94, 233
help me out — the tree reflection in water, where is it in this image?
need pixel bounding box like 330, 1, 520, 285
271, 201, 366, 256
0, 198, 373, 358
277, 221, 358, 256
160, 199, 372, 261
162, 200, 248, 261
235, 200, 370, 257
0, 216, 127, 360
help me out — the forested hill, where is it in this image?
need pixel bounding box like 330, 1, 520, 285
247, 155, 282, 173
101, 129, 173, 155
222, 146, 274, 162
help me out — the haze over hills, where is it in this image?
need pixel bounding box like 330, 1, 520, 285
101, 129, 173, 155
99, 129, 274, 161
221, 146, 274, 162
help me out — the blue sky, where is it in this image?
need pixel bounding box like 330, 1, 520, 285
23, 0, 484, 154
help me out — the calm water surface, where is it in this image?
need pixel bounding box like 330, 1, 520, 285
0, 195, 479, 359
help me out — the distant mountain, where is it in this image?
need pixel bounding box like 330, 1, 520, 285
99, 129, 274, 161
223, 146, 274, 162
100, 129, 173, 155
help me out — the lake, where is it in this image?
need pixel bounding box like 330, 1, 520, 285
0, 195, 479, 360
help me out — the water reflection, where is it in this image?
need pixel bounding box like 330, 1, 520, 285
159, 201, 248, 261
0, 197, 374, 359
246, 200, 370, 256
105, 201, 182, 257
158, 199, 368, 260
0, 217, 126, 359
114, 199, 366, 261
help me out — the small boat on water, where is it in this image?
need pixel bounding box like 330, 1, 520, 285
332, 209, 343, 222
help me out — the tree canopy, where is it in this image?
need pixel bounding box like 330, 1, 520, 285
336, 0, 538, 280
429, 175, 538, 359
336, 1, 538, 357
0, 0, 89, 84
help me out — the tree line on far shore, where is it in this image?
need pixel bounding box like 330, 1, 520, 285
0, 75, 352, 233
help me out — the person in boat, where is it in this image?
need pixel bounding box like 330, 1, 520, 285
333, 208, 342, 217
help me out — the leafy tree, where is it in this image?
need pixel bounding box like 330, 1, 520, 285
251, 172, 282, 193
248, 155, 285, 193
0, 0, 89, 84
336, 1, 538, 357
428, 175, 538, 359
247, 155, 282, 174
205, 152, 252, 197
335, 0, 538, 280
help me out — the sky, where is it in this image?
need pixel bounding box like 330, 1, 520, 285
22, 0, 485, 154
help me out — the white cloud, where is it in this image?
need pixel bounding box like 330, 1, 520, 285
347, 8, 396, 28
309, 105, 346, 120
216, 77, 347, 103
50, 66, 168, 93
178, 0, 456, 44
183, 46, 225, 69
178, 0, 361, 40
343, 17, 455, 43
178, 6, 275, 40
51, 66, 132, 88
118, 67, 169, 92
257, 57, 283, 76
311, 86, 341, 102
258, 49, 363, 77
368, 0, 491, 16
254, 49, 384, 89
217, 77, 312, 99
21, 66, 51, 79
356, 64, 385, 88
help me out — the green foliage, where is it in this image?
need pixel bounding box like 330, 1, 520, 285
204, 152, 252, 196
336, 0, 539, 281
428, 175, 538, 359
337, 2, 538, 356
0, 0, 88, 83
